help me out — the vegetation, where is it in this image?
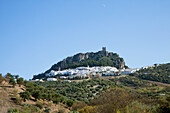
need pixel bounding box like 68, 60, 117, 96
35, 79, 120, 103
71, 88, 170, 113
131, 63, 170, 83
19, 91, 31, 102
110, 76, 170, 99
23, 81, 69, 104
111, 76, 157, 87
8, 108, 19, 113
1, 63, 170, 113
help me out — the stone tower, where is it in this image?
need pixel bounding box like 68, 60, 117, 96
101, 47, 108, 56
102, 47, 106, 52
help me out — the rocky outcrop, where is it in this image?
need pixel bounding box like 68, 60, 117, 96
45, 48, 126, 73
32, 48, 127, 80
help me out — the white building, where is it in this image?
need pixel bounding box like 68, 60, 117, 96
47, 78, 57, 81
60, 76, 67, 79
45, 66, 139, 79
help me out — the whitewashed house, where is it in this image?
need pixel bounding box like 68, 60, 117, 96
60, 76, 67, 79
47, 78, 57, 81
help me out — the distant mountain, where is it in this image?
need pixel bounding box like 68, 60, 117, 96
32, 47, 127, 80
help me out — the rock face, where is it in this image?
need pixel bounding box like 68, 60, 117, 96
45, 47, 126, 73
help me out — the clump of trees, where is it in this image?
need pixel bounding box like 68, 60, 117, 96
19, 81, 74, 107
0, 73, 24, 88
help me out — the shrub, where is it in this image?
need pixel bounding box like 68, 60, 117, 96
8, 108, 19, 113
78, 106, 97, 113
53, 98, 60, 104
67, 100, 74, 107
15, 96, 22, 104
20, 91, 30, 102
70, 111, 79, 113
72, 101, 87, 111
44, 107, 51, 113
21, 105, 40, 113
58, 109, 65, 113
13, 90, 18, 97
35, 101, 43, 109
47, 101, 53, 107
32, 90, 41, 101
126, 101, 158, 113
42, 93, 48, 100
92, 90, 96, 94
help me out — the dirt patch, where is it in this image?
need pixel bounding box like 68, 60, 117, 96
0, 88, 21, 113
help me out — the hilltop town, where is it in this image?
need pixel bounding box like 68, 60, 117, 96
32, 66, 140, 82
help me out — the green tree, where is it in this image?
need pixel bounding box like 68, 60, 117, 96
67, 100, 74, 107
5, 73, 12, 79
42, 93, 48, 100
0, 74, 7, 85
53, 98, 60, 104
20, 91, 31, 102
9, 76, 16, 88
32, 90, 41, 101
15, 75, 19, 80
17, 77, 24, 87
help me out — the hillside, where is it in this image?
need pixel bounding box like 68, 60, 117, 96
1, 65, 170, 113
131, 63, 170, 84
34, 77, 170, 113
33, 47, 127, 80
47, 47, 126, 71
0, 75, 71, 113
35, 79, 119, 103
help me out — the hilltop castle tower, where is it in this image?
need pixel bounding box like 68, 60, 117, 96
101, 47, 108, 56
102, 47, 106, 52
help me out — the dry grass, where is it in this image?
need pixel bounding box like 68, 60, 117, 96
0, 87, 21, 113
0, 81, 70, 113
48, 103, 70, 113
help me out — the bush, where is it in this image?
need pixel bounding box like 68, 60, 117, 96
44, 107, 51, 113
20, 91, 30, 102
15, 96, 22, 104
8, 108, 19, 113
67, 100, 74, 107
32, 90, 41, 101
53, 98, 60, 104
58, 109, 65, 113
92, 90, 96, 94
47, 101, 53, 107
70, 111, 79, 113
126, 101, 158, 113
35, 101, 43, 109
72, 101, 87, 111
21, 105, 40, 113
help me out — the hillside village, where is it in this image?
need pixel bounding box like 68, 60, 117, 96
31, 47, 159, 82
32, 66, 141, 82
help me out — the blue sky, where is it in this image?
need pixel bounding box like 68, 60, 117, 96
0, 0, 170, 80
